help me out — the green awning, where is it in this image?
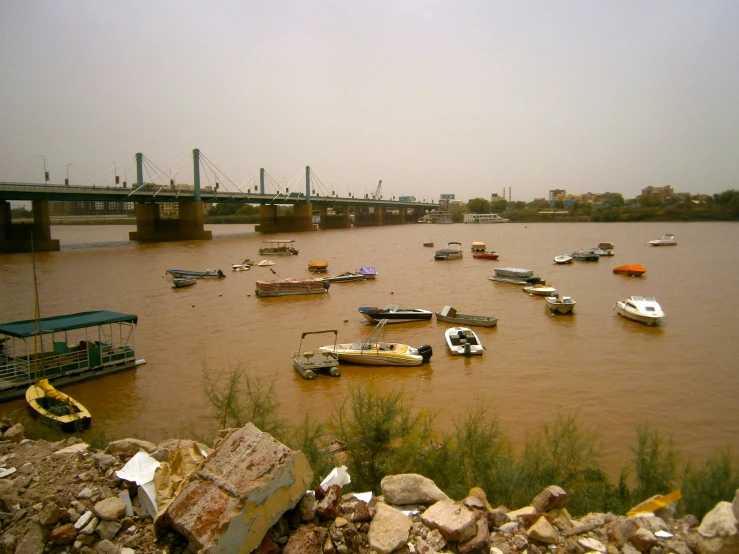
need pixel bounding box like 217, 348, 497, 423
0, 311, 138, 338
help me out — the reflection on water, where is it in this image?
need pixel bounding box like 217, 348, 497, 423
1, 221, 738, 476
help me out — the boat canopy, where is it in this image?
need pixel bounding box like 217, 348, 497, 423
0, 310, 138, 338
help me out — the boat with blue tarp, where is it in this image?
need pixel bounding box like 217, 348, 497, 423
0, 311, 146, 402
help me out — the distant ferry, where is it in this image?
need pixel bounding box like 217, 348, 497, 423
463, 213, 509, 223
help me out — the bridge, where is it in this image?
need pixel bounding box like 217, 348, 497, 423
0, 149, 438, 252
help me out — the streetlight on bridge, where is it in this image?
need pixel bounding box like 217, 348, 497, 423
111, 161, 119, 185
66, 164, 72, 186
38, 154, 48, 182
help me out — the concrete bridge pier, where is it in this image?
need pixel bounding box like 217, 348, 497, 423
354, 205, 385, 227
0, 200, 60, 252
128, 202, 212, 242
317, 205, 352, 229
383, 206, 408, 225
255, 204, 317, 233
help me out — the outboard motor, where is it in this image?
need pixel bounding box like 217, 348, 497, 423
322, 280, 330, 290
464, 343, 472, 357
418, 344, 433, 362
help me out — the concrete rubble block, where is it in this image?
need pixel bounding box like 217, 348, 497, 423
316, 484, 342, 520
52, 443, 90, 456
630, 527, 658, 552
367, 502, 412, 554
458, 515, 491, 554
381, 473, 449, 506
420, 499, 478, 543
577, 536, 607, 553
531, 485, 568, 512
527, 515, 560, 544
697, 501, 739, 539
93, 496, 126, 521
282, 523, 327, 554
106, 438, 157, 457
165, 423, 313, 554
607, 517, 639, 546
3, 423, 24, 443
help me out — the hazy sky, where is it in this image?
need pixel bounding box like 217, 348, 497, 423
2, 1, 737, 202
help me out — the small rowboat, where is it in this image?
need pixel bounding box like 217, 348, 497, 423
435, 306, 497, 328
172, 277, 197, 288
166, 269, 225, 278
26, 379, 91, 431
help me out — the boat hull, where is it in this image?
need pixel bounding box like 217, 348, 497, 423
172, 278, 197, 288
25, 380, 91, 432
320, 344, 425, 366
435, 313, 497, 328
545, 298, 576, 314
358, 307, 433, 324
613, 265, 646, 276
444, 327, 484, 356
472, 252, 499, 260
167, 269, 225, 278
434, 252, 463, 260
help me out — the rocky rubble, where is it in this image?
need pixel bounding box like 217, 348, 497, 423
1, 418, 738, 554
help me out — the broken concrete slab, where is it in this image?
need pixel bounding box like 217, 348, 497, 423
164, 423, 313, 554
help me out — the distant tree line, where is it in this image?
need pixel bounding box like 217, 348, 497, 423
464, 189, 739, 223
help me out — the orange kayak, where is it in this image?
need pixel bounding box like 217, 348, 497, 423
613, 264, 646, 276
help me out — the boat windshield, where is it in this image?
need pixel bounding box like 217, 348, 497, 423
350, 319, 388, 350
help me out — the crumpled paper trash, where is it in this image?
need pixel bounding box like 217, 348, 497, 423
320, 465, 351, 489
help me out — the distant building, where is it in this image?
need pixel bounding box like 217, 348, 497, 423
549, 189, 566, 203
641, 185, 674, 198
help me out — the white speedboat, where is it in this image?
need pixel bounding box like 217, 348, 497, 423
545, 293, 576, 314
523, 284, 558, 296
434, 242, 463, 260
614, 296, 665, 326
649, 234, 677, 246
444, 327, 484, 356
257, 260, 275, 267
554, 254, 573, 264
319, 319, 432, 366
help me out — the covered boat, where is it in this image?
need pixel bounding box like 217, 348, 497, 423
545, 293, 576, 315
490, 267, 546, 285
0, 310, 145, 402
423, 240, 434, 247
434, 306, 497, 328
444, 327, 484, 356
434, 242, 463, 260
259, 239, 299, 255
255, 278, 329, 297
358, 305, 433, 324
613, 264, 647, 276
318, 319, 432, 366
571, 250, 599, 262
308, 259, 329, 273
471, 242, 486, 252
355, 267, 377, 279
166, 269, 225, 278
614, 296, 665, 326
26, 379, 91, 431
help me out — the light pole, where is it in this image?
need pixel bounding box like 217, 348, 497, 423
110, 161, 118, 186
38, 154, 48, 182
66, 164, 72, 185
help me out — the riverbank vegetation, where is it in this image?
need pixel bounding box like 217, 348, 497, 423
10, 369, 738, 519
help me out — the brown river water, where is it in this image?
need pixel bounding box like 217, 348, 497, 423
1, 221, 737, 476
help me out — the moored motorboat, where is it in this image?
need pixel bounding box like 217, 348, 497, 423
523, 284, 558, 296
292, 330, 340, 379
255, 278, 329, 297
613, 264, 647, 276
231, 264, 251, 272
614, 296, 665, 326
545, 293, 576, 314
434, 242, 463, 260
358, 305, 433, 324
172, 277, 197, 288
318, 319, 432, 366
166, 269, 226, 278
490, 267, 546, 285
423, 240, 434, 247
649, 234, 677, 246
257, 260, 275, 267
26, 379, 91, 431
322, 272, 367, 283
435, 306, 497, 328
259, 239, 299, 255
444, 327, 484, 356
554, 254, 573, 264
355, 267, 377, 279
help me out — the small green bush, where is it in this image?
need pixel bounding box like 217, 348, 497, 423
628, 423, 679, 501
681, 448, 739, 519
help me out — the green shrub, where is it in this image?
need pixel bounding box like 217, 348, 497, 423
628, 424, 679, 501
330, 381, 437, 493
681, 448, 739, 519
